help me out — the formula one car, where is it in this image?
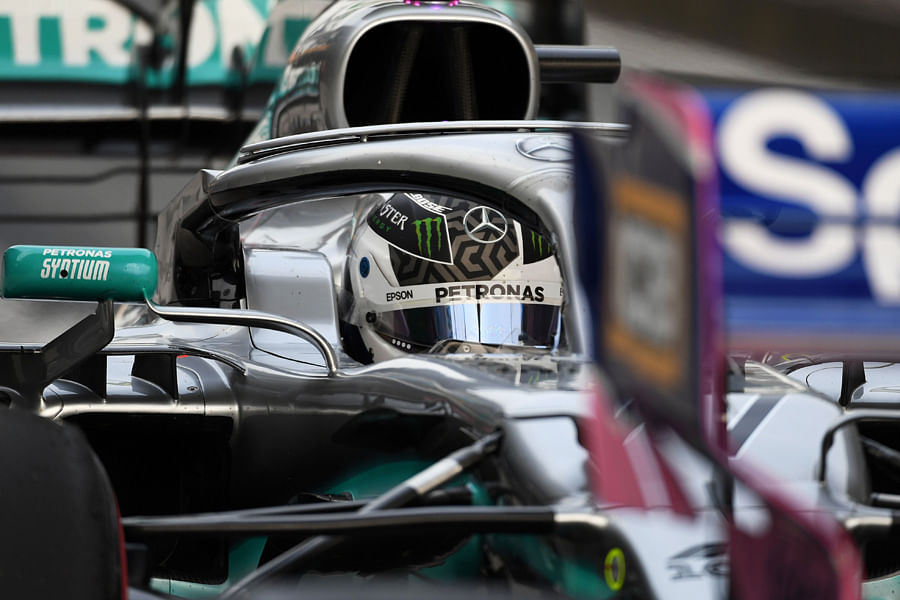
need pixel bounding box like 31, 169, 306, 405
0, 2, 717, 600
2, 3, 888, 600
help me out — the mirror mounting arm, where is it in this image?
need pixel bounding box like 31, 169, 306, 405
144, 300, 340, 376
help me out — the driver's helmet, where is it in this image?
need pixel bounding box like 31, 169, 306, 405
340, 191, 564, 363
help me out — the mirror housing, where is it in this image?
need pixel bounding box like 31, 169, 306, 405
2, 245, 157, 302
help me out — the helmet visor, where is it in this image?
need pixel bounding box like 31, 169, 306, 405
371, 303, 561, 352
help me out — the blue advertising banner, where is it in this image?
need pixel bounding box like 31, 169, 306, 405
703, 88, 900, 353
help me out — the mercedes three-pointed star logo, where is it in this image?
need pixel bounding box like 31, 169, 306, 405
464, 206, 508, 244
516, 136, 572, 162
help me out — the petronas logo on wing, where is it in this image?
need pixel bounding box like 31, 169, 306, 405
414, 217, 442, 258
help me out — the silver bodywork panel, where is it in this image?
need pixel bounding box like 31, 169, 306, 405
243, 248, 340, 366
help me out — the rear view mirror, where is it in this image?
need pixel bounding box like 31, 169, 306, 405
2, 245, 157, 302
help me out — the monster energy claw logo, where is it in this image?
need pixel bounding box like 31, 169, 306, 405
532, 231, 545, 255
414, 217, 443, 258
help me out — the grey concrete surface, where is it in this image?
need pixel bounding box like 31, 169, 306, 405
586, 15, 855, 89
585, 0, 900, 87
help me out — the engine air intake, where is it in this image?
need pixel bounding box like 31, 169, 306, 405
343, 21, 532, 126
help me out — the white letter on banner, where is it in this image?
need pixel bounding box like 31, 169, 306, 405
7, 4, 43, 66
863, 148, 900, 304
187, 3, 216, 67
719, 89, 857, 277
218, 0, 265, 66
61, 0, 132, 66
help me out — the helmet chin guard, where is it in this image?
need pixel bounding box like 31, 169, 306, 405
341, 192, 564, 363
